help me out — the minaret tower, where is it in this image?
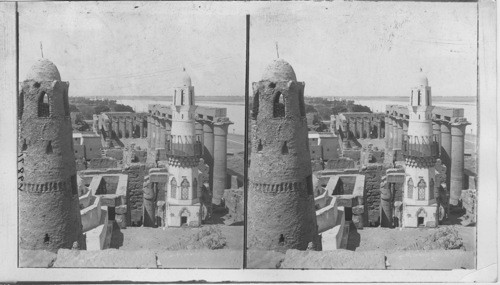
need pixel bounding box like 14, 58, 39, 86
402, 69, 439, 227
248, 59, 319, 250
18, 59, 84, 251
165, 68, 202, 227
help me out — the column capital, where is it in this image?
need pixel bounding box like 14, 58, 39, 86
450, 117, 470, 127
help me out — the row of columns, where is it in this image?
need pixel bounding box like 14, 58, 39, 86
345, 117, 385, 140
386, 115, 469, 205
147, 115, 232, 205
109, 116, 147, 139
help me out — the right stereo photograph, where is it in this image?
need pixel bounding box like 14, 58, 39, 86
246, 1, 477, 270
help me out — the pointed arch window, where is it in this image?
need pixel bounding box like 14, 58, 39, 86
417, 179, 426, 200
429, 179, 435, 200
407, 178, 414, 199
181, 178, 190, 200
281, 141, 289, 154
170, 178, 177, 199
257, 139, 263, 151
46, 140, 53, 154
181, 90, 184, 105
273, 92, 285, 118
38, 92, 50, 117
417, 90, 421, 106
193, 178, 198, 199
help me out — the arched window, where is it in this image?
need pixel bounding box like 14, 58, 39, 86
273, 92, 285, 118
46, 141, 53, 154
181, 178, 190, 200
411, 90, 413, 105
21, 139, 27, 151
298, 91, 305, 116
252, 91, 259, 120
281, 141, 289, 154
257, 139, 263, 151
190, 91, 193, 106
407, 178, 414, 199
170, 178, 177, 198
193, 178, 198, 199
429, 179, 435, 200
18, 91, 24, 119
417, 179, 426, 200
417, 90, 421, 106
174, 90, 177, 105
38, 92, 50, 117
181, 90, 184, 105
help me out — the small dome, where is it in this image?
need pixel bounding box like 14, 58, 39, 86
177, 68, 192, 87
26, 59, 61, 81
262, 59, 297, 82
416, 68, 428, 86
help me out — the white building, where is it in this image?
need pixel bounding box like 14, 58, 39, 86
402, 70, 439, 228
165, 69, 202, 227
73, 132, 102, 160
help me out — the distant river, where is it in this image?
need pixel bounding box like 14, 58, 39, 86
354, 99, 478, 135
116, 99, 246, 135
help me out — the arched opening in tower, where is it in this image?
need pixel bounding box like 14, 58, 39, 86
257, 139, 263, 152
281, 141, 289, 154
298, 90, 305, 117
63, 90, 70, 116
181, 90, 185, 106
273, 92, 285, 118
38, 92, 50, 117
46, 140, 53, 154
252, 91, 259, 120
22, 139, 27, 151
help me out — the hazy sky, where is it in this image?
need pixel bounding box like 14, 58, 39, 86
19, 2, 477, 98
249, 2, 477, 98
19, 2, 246, 97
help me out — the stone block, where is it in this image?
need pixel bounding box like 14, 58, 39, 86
352, 214, 363, 229
19, 249, 57, 268
115, 205, 127, 215
157, 249, 242, 269
247, 250, 286, 269
54, 249, 157, 268
386, 250, 474, 270
280, 249, 386, 269
352, 205, 364, 215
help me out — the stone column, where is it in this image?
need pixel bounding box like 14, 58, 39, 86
395, 119, 403, 150
147, 116, 153, 148
440, 121, 452, 194
165, 119, 172, 139
112, 118, 118, 138
391, 117, 398, 150
139, 117, 145, 138
377, 119, 382, 139
385, 116, 392, 150
402, 119, 409, 141
195, 121, 204, 145
364, 118, 370, 138
449, 121, 469, 205
155, 117, 161, 148
357, 117, 364, 139
127, 117, 133, 138
203, 122, 215, 190
159, 118, 166, 149
432, 120, 442, 156
119, 117, 126, 139
212, 121, 232, 205
142, 182, 155, 227
348, 119, 355, 140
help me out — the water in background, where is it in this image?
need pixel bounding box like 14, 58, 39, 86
117, 99, 246, 135
355, 99, 478, 135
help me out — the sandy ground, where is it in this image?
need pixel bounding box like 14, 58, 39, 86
113, 224, 243, 251
345, 224, 476, 253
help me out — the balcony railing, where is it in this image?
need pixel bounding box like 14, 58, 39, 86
166, 141, 203, 157
402, 135, 439, 157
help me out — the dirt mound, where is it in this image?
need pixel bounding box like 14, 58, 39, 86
168, 226, 227, 250
404, 226, 464, 250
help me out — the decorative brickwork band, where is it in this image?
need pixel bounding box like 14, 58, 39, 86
167, 155, 200, 168
20, 180, 69, 194
251, 181, 306, 194
405, 157, 436, 168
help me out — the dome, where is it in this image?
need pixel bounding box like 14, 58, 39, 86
262, 59, 297, 82
26, 58, 61, 81
416, 68, 428, 86
177, 68, 192, 87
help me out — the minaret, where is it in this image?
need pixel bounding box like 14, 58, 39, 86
165, 69, 202, 227
248, 59, 319, 250
18, 59, 85, 251
402, 69, 439, 228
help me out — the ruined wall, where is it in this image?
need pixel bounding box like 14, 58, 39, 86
342, 149, 361, 162
325, 158, 355, 170
104, 149, 123, 161
88, 158, 118, 169
223, 188, 244, 224
124, 164, 149, 226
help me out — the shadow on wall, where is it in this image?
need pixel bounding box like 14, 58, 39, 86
346, 221, 361, 251
109, 221, 124, 249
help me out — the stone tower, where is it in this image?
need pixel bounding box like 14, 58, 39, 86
402, 69, 439, 227
18, 59, 84, 252
165, 69, 202, 227
248, 59, 319, 250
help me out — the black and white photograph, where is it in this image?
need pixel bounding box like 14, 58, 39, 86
0, 0, 497, 283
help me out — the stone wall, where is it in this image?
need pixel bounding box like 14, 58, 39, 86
105, 149, 123, 161
342, 149, 361, 162
360, 164, 390, 226
123, 164, 149, 226
223, 188, 244, 224
88, 158, 118, 169
325, 158, 355, 170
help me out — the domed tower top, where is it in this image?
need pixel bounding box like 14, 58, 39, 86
262, 59, 297, 82
176, 68, 192, 87
25, 58, 61, 82
410, 68, 432, 107
416, 68, 428, 87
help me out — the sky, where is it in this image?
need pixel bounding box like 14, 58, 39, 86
19, 2, 246, 97
19, 2, 477, 98
249, 2, 477, 98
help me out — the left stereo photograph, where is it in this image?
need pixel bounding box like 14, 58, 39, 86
17, 2, 245, 268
